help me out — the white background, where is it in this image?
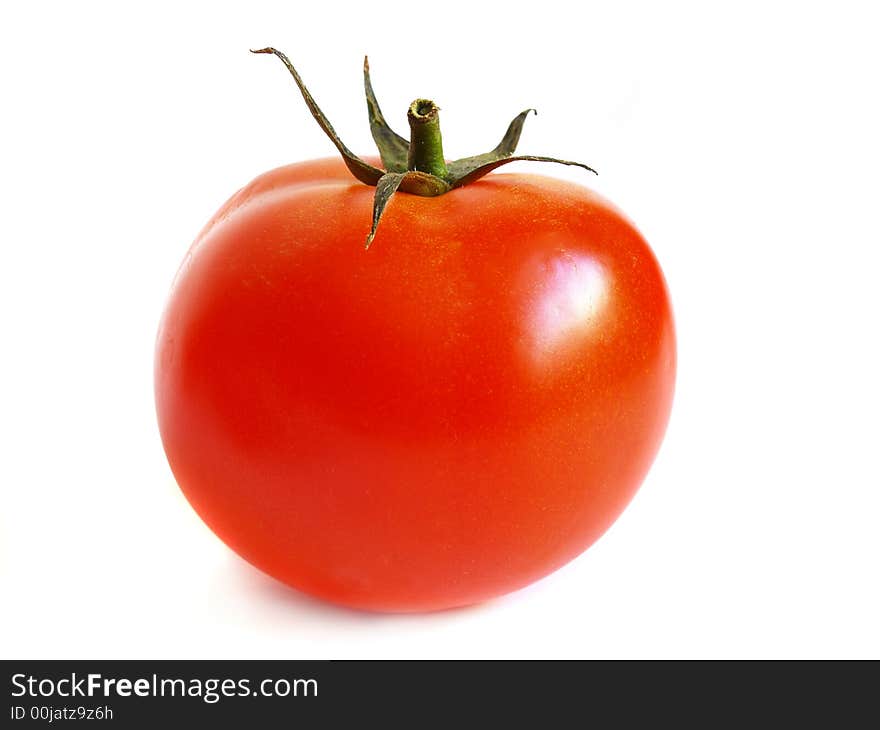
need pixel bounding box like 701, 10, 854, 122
2, 1, 878, 659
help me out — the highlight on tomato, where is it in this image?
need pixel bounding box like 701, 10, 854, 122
154, 48, 676, 612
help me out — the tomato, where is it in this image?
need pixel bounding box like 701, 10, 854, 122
154, 154, 675, 612
156, 50, 675, 611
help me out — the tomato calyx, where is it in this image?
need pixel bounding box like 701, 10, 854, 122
251, 47, 597, 247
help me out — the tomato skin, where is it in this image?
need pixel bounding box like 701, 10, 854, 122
155, 157, 675, 612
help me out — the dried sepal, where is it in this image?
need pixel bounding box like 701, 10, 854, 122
251, 48, 385, 186
364, 57, 409, 173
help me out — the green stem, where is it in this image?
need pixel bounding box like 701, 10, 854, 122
407, 99, 448, 178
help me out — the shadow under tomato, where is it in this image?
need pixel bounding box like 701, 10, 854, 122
222, 553, 498, 626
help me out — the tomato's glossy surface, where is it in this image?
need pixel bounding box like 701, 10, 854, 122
155, 157, 675, 612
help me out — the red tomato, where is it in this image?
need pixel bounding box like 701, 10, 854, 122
154, 156, 675, 612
